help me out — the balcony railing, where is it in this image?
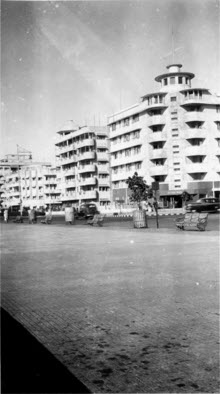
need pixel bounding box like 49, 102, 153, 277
79, 190, 97, 199
98, 178, 110, 186
149, 165, 168, 176
79, 178, 96, 186
78, 164, 96, 173
186, 163, 207, 173
96, 140, 108, 149
76, 139, 94, 149
147, 115, 166, 126
184, 128, 206, 139
77, 151, 95, 161
184, 112, 205, 122
149, 132, 167, 143
97, 165, 109, 173
184, 146, 207, 156
149, 149, 167, 160
96, 152, 109, 161
59, 156, 76, 166
99, 191, 111, 200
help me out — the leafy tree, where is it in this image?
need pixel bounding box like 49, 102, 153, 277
181, 190, 192, 207
126, 172, 150, 209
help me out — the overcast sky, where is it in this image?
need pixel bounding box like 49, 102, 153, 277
2, 0, 220, 163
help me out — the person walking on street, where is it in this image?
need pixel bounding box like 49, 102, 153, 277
3, 207, 9, 223
28, 207, 35, 224
65, 205, 74, 225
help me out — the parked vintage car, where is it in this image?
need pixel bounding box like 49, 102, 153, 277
186, 198, 220, 213
75, 203, 99, 220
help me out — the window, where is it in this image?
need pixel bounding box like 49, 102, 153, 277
135, 162, 141, 170
164, 78, 168, 86
186, 77, 189, 84
123, 118, 130, 127
174, 179, 181, 182
216, 122, 220, 130
170, 77, 175, 84
171, 116, 178, 120
132, 114, 139, 123
216, 106, 220, 113
173, 145, 179, 148
174, 168, 180, 171
171, 110, 177, 114
178, 76, 182, 84
173, 151, 179, 154
171, 96, 177, 102
112, 123, 116, 131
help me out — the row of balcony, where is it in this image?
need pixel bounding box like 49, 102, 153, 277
61, 190, 111, 201
58, 151, 109, 165
57, 139, 108, 152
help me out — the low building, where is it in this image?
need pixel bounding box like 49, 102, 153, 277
55, 121, 111, 209
108, 64, 220, 207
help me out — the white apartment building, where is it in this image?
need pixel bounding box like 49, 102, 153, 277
55, 121, 111, 208
108, 64, 220, 207
1, 155, 61, 209
20, 163, 61, 209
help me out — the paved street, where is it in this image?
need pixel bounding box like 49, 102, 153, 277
1, 222, 219, 393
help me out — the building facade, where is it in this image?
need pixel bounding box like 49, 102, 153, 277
55, 121, 111, 208
0, 153, 61, 209
108, 64, 220, 207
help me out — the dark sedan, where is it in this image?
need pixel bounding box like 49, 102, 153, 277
186, 198, 220, 213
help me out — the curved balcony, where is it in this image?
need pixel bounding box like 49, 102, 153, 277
149, 132, 167, 143
184, 128, 206, 139
149, 149, 167, 160
59, 156, 76, 166
78, 164, 96, 173
97, 165, 109, 174
184, 112, 205, 122
111, 155, 144, 167
149, 165, 168, 176
63, 168, 76, 177
96, 152, 109, 161
65, 180, 76, 188
76, 139, 94, 149
96, 140, 108, 149
146, 103, 167, 112
61, 193, 77, 201
184, 146, 207, 156
56, 144, 75, 155
77, 151, 95, 161
79, 178, 96, 187
186, 163, 207, 173
111, 139, 140, 153
80, 190, 97, 200
147, 115, 166, 127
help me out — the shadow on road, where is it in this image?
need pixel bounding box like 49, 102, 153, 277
1, 308, 91, 394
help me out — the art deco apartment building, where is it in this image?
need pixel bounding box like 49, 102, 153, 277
19, 163, 61, 209
1, 153, 61, 209
55, 121, 111, 207
108, 64, 220, 207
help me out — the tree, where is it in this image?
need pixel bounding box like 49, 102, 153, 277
181, 190, 192, 207
126, 172, 150, 209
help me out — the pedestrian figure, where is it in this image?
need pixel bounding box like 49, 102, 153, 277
28, 207, 35, 224
41, 208, 52, 224
65, 205, 74, 225
33, 207, 37, 223
3, 207, 8, 222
